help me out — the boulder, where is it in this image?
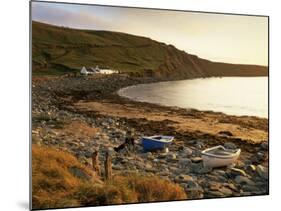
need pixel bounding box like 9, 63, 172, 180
207, 191, 225, 197
260, 142, 269, 150
195, 141, 205, 149
219, 187, 233, 196
191, 157, 203, 163
112, 164, 124, 170
68, 167, 91, 181
234, 176, 255, 186
242, 184, 260, 192
244, 164, 256, 175
250, 152, 267, 163
175, 174, 194, 183
230, 168, 247, 177
144, 152, 155, 160
182, 147, 193, 157
166, 153, 177, 161
190, 163, 202, 174
212, 170, 227, 177
224, 183, 238, 191
184, 180, 204, 199
198, 166, 212, 174
219, 131, 234, 137
256, 165, 269, 180
224, 142, 237, 149
178, 158, 192, 168
208, 181, 222, 191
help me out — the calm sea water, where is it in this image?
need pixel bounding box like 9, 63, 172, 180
118, 77, 268, 118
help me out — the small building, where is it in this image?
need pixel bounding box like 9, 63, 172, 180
99, 69, 118, 74
80, 65, 118, 76
80, 66, 89, 75
80, 66, 96, 75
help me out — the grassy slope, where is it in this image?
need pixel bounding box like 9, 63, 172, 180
32, 21, 268, 77
32, 21, 167, 75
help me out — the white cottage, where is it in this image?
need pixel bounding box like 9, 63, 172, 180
80, 66, 89, 75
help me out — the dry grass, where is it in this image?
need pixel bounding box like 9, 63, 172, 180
32, 144, 187, 209
75, 182, 138, 206
32, 144, 97, 209
112, 174, 187, 202
55, 120, 101, 138
74, 174, 186, 206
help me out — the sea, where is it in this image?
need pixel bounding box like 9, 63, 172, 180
118, 77, 268, 118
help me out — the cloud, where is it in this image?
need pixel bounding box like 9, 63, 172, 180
32, 2, 110, 30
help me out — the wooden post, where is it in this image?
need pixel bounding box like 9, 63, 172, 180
92, 151, 101, 176
104, 151, 112, 180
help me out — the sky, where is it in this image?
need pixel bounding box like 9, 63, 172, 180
32, 1, 268, 66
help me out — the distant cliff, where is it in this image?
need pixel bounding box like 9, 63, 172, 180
32, 21, 268, 78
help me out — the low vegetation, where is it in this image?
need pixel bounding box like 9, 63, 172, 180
32, 144, 187, 209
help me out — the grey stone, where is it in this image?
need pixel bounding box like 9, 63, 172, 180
208, 181, 222, 191
166, 153, 177, 161
143, 152, 154, 160
190, 163, 202, 173
191, 157, 203, 163
184, 180, 204, 199
250, 152, 267, 163
158, 171, 170, 176
182, 147, 193, 157
244, 159, 252, 166
195, 141, 205, 149
216, 175, 228, 183
244, 164, 256, 174
208, 191, 225, 197
257, 152, 266, 160
224, 183, 238, 191
230, 168, 247, 177
242, 185, 260, 192
178, 158, 192, 168
145, 163, 153, 170
192, 150, 202, 157
219, 187, 233, 196
68, 167, 91, 181
112, 164, 124, 170
224, 142, 237, 149
260, 142, 269, 150
219, 131, 233, 137
175, 174, 194, 183
234, 176, 255, 186
256, 165, 269, 180
212, 170, 227, 177
198, 166, 212, 174
157, 153, 168, 159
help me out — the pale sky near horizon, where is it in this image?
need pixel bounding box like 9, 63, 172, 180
32, 1, 268, 66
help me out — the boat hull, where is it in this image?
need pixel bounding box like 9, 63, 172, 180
142, 136, 173, 151
201, 146, 241, 168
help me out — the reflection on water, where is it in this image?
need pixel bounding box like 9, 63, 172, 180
118, 77, 268, 118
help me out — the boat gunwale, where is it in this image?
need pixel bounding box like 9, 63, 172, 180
142, 135, 174, 143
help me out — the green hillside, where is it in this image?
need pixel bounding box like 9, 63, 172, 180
32, 21, 268, 77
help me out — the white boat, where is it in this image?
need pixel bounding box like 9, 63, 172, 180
201, 145, 241, 168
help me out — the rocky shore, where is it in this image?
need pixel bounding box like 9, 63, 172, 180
32, 74, 269, 199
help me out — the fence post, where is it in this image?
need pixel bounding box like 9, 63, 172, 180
92, 151, 101, 176
104, 151, 112, 180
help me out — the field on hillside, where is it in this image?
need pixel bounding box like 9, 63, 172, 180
32, 21, 167, 75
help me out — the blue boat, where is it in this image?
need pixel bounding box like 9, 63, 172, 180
142, 135, 174, 152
